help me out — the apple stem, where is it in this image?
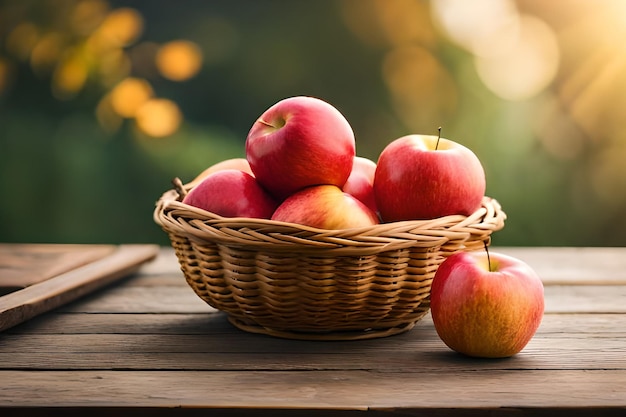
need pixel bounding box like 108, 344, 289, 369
436, 127, 442, 150
483, 240, 493, 272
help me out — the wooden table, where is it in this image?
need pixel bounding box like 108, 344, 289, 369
1, 246, 625, 416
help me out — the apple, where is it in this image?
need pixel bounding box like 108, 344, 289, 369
182, 169, 278, 219
271, 185, 379, 230
187, 158, 253, 188
245, 96, 356, 200
430, 250, 544, 358
373, 134, 486, 222
342, 156, 378, 215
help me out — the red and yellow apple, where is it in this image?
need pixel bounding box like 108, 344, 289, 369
271, 185, 379, 230
430, 250, 544, 358
245, 96, 356, 200
187, 158, 253, 188
373, 134, 486, 222
342, 156, 378, 215
182, 169, 278, 219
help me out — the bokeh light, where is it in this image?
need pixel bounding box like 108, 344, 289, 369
135, 98, 182, 138
382, 45, 457, 131
109, 77, 153, 118
93, 7, 143, 48
431, 0, 519, 56
0, 58, 9, 95
52, 51, 89, 100
70, 0, 109, 36
30, 32, 64, 76
432, 0, 559, 101
156, 40, 203, 81
6, 22, 39, 61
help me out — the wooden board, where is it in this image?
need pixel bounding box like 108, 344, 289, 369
0, 243, 117, 295
0, 244, 159, 332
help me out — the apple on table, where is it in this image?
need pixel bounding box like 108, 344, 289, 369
430, 250, 544, 358
245, 96, 356, 200
374, 134, 486, 222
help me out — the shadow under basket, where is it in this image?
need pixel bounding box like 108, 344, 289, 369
154, 184, 506, 341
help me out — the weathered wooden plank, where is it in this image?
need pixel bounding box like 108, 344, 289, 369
56, 286, 213, 313
544, 285, 626, 313
1, 315, 624, 372
495, 247, 626, 285
0, 244, 117, 295
7, 311, 626, 336
0, 340, 624, 372
0, 369, 624, 410
0, 245, 160, 332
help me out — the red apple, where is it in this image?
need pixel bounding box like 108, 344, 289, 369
342, 156, 378, 215
187, 158, 253, 188
430, 250, 544, 358
182, 169, 278, 219
373, 134, 486, 221
271, 185, 379, 230
245, 96, 356, 200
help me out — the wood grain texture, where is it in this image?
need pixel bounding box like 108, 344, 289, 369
0, 369, 624, 410
0, 243, 116, 294
0, 244, 159, 331
496, 247, 626, 285
0, 246, 625, 416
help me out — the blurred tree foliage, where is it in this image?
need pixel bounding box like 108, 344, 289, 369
1, 0, 625, 246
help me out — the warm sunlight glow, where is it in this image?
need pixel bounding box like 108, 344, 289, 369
556, 0, 626, 139
135, 98, 182, 137
474, 14, 559, 101
97, 48, 132, 87
340, 0, 436, 48
432, 1, 558, 101
431, 0, 519, 55
382, 45, 456, 130
110, 77, 153, 118
71, 0, 109, 36
156, 40, 203, 81
52, 53, 88, 100
30, 32, 63, 75
0, 58, 9, 95
94, 7, 143, 48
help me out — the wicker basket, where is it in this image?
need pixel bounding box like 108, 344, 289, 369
154, 180, 506, 340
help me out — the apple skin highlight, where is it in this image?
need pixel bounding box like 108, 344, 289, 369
374, 134, 486, 222
271, 185, 379, 230
245, 96, 356, 201
430, 251, 544, 358
182, 169, 278, 219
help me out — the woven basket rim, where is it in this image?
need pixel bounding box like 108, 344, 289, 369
153, 184, 506, 255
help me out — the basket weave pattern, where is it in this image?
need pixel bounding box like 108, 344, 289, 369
155, 187, 506, 340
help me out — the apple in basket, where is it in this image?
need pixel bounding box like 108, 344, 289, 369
187, 158, 253, 188
342, 156, 378, 215
373, 134, 486, 222
271, 185, 379, 229
245, 96, 356, 200
430, 250, 544, 358
182, 169, 278, 219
